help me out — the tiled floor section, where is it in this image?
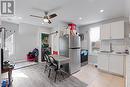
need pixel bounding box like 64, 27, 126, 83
73, 65, 125, 87
2, 63, 125, 87
14, 61, 37, 70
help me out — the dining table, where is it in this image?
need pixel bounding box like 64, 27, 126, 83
49, 55, 70, 70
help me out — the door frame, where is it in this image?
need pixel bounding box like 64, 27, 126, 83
38, 32, 50, 62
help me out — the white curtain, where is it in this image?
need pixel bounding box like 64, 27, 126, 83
89, 27, 100, 54
90, 27, 100, 42
5, 34, 14, 61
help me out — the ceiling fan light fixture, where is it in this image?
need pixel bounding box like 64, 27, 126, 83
43, 16, 49, 22
43, 18, 49, 22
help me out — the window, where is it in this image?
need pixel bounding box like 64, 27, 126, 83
5, 34, 14, 57
90, 27, 100, 54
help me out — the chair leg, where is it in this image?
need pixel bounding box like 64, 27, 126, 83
44, 65, 47, 72
55, 71, 58, 82
60, 71, 64, 80
48, 69, 51, 78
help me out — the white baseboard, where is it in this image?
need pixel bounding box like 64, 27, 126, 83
14, 60, 27, 64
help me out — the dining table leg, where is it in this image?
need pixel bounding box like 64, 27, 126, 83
8, 69, 12, 87
58, 62, 60, 69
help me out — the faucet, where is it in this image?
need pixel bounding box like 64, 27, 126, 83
110, 43, 114, 52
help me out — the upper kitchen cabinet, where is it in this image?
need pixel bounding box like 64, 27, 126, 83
110, 21, 124, 39
100, 21, 124, 40
100, 23, 111, 40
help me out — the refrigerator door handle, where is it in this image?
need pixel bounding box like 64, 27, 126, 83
69, 47, 80, 49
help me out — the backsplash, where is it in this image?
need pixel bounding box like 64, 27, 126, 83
100, 40, 110, 51
111, 39, 126, 52
126, 38, 130, 47
100, 39, 126, 52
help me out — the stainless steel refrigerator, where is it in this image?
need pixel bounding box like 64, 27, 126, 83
69, 35, 81, 74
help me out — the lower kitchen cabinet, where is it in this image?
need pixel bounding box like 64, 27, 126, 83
98, 53, 125, 76
98, 54, 109, 71
109, 55, 124, 75
126, 55, 130, 87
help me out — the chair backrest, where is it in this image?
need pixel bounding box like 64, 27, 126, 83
48, 56, 58, 69
44, 52, 58, 68
44, 53, 51, 63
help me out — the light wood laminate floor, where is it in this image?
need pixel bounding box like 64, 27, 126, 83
2, 63, 125, 87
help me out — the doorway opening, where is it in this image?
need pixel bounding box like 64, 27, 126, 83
41, 33, 51, 62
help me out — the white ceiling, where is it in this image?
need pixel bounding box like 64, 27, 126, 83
1, 0, 125, 28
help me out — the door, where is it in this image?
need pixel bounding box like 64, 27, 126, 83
109, 55, 124, 75
100, 23, 111, 40
41, 33, 51, 62
69, 36, 80, 48
111, 21, 124, 39
98, 54, 109, 71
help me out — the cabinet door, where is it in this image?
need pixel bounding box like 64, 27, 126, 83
69, 49, 80, 74
100, 24, 111, 40
126, 55, 130, 87
109, 55, 124, 75
111, 21, 124, 39
98, 54, 109, 71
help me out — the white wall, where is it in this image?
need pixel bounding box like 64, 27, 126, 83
50, 22, 67, 54
79, 28, 90, 50
1, 21, 19, 38
15, 23, 39, 62
15, 23, 51, 62
125, 0, 130, 17
1, 21, 19, 62
1, 21, 51, 62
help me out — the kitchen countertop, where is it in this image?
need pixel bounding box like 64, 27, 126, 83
98, 52, 128, 56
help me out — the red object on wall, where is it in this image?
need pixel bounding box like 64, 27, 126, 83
68, 23, 76, 30
53, 51, 58, 55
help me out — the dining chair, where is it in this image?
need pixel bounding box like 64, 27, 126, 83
47, 55, 65, 82
44, 54, 51, 72
43, 53, 58, 79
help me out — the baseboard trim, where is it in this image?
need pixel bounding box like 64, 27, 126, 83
14, 60, 27, 64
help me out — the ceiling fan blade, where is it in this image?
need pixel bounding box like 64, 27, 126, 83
31, 7, 48, 15
30, 15, 43, 18
48, 6, 61, 13
49, 13, 57, 19
32, 7, 46, 13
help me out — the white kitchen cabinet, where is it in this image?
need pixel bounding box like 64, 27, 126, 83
109, 55, 124, 75
100, 23, 111, 40
98, 53, 125, 76
126, 55, 130, 87
110, 21, 124, 39
100, 21, 124, 40
98, 54, 109, 71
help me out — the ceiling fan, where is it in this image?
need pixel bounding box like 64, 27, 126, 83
30, 8, 58, 24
